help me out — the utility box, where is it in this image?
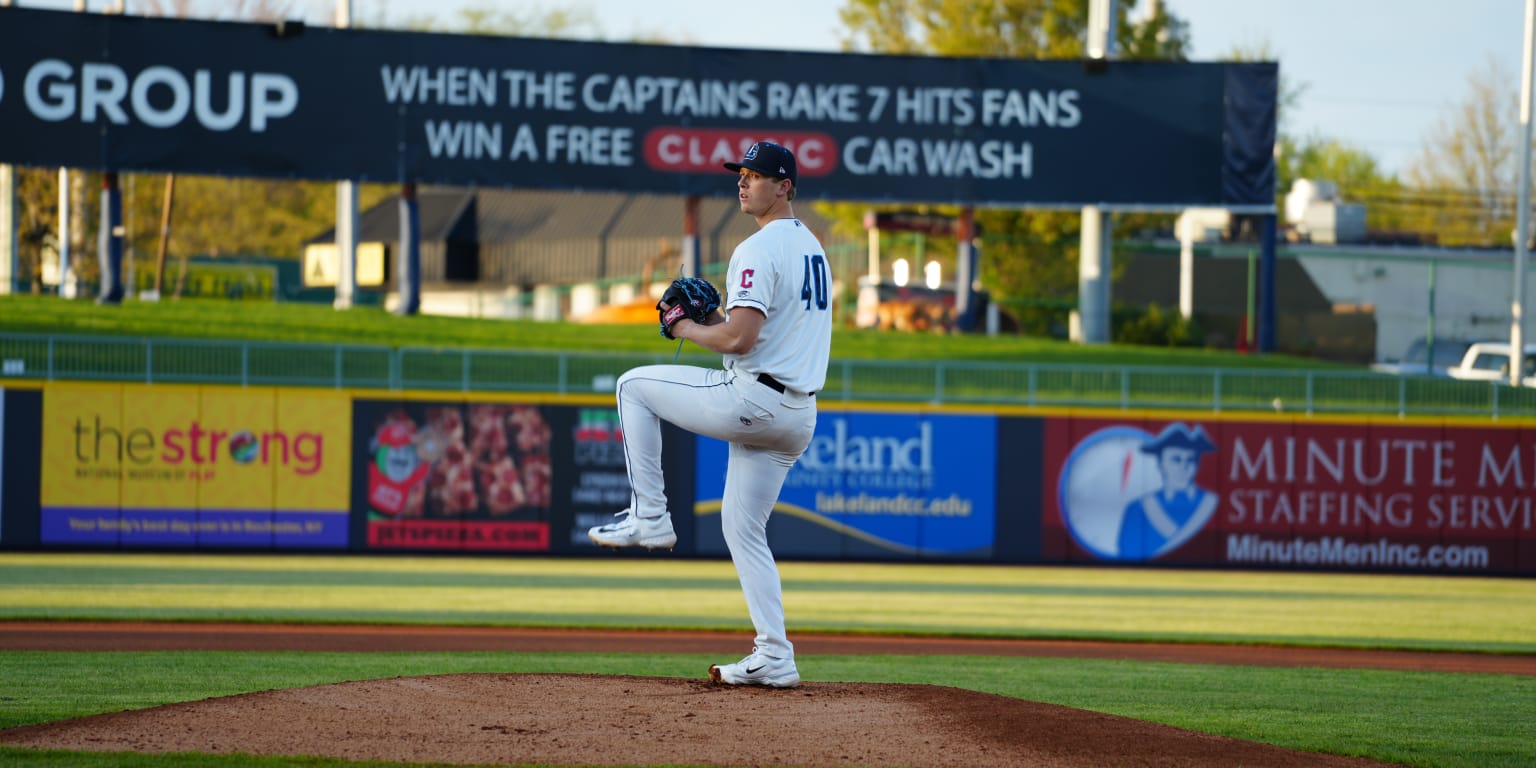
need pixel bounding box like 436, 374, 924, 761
1299, 202, 1367, 244
1285, 178, 1367, 244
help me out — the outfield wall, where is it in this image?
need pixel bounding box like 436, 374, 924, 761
2, 382, 1531, 575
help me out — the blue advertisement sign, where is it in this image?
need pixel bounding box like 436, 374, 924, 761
695, 412, 996, 558
0, 7, 1275, 207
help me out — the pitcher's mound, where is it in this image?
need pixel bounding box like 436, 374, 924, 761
1, 673, 1396, 767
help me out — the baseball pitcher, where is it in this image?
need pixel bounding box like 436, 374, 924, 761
589, 141, 832, 689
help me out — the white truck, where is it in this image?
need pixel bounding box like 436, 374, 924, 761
1446, 342, 1536, 386
1369, 338, 1476, 378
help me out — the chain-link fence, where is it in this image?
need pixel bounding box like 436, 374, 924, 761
5, 332, 1533, 418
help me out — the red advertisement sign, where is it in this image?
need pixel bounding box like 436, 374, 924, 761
356, 400, 555, 552
1044, 416, 1535, 573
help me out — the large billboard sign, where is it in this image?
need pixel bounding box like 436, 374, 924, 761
0, 7, 1276, 207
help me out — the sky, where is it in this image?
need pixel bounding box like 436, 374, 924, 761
20, 0, 1530, 180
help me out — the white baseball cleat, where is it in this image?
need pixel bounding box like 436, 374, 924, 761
708, 648, 800, 688
588, 509, 677, 551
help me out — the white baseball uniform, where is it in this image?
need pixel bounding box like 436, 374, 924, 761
615, 217, 832, 660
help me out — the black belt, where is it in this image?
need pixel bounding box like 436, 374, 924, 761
757, 373, 814, 397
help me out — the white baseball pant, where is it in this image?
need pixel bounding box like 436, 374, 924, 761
616, 364, 816, 660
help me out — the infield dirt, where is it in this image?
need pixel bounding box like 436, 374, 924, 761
8, 621, 1524, 767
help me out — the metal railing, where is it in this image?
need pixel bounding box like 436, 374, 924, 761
3, 332, 1534, 418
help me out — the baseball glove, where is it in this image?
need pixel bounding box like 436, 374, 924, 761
657, 277, 721, 339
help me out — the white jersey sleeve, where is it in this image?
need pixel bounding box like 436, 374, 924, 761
722, 218, 833, 394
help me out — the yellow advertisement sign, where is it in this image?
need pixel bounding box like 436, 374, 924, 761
40, 381, 124, 509
40, 382, 352, 547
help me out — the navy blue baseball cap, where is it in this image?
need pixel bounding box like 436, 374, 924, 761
1140, 423, 1216, 456
724, 141, 797, 185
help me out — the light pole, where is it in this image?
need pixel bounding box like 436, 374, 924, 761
1513, 0, 1535, 386
334, 0, 359, 310
1076, 0, 1118, 344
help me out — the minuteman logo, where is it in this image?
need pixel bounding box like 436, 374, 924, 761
1057, 423, 1219, 562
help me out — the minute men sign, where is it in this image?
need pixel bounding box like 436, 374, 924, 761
0, 7, 1276, 208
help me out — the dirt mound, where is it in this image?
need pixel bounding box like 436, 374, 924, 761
1, 672, 1398, 767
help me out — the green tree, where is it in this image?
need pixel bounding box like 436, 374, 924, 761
158, 175, 392, 260
1272, 55, 1524, 249
825, 0, 1190, 335
1401, 55, 1519, 247
837, 0, 1186, 59
6, 166, 393, 296
10, 166, 61, 293
396, 4, 602, 38
133, 0, 297, 21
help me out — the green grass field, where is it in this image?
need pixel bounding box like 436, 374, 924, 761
3, 554, 1534, 652
1, 553, 1533, 768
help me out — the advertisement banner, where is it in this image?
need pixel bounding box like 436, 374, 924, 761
16, 380, 1532, 574
352, 399, 556, 551
39, 382, 350, 548
0, 7, 1274, 207
565, 406, 642, 551
1045, 415, 1536, 573
696, 411, 996, 559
